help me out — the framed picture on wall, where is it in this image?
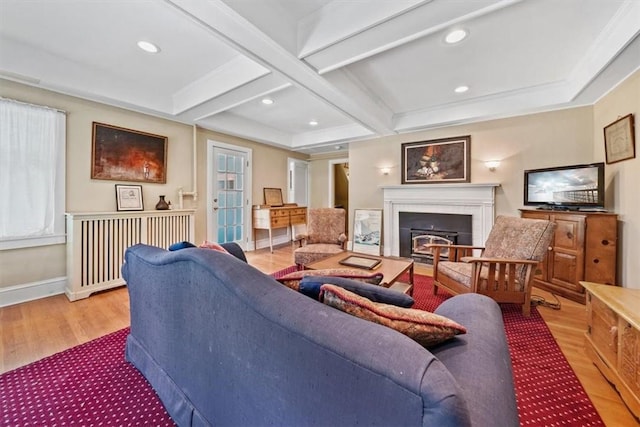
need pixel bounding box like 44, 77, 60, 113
401, 136, 471, 184
92, 122, 167, 183
604, 114, 636, 164
264, 188, 284, 207
352, 209, 382, 256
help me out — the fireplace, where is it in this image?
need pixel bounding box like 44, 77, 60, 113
381, 183, 498, 257
399, 212, 472, 264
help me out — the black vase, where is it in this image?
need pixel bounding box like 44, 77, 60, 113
155, 195, 169, 210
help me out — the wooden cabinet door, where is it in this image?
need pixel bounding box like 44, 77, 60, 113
548, 214, 585, 292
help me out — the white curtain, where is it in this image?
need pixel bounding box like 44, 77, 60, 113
0, 98, 66, 241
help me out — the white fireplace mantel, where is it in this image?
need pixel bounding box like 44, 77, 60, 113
381, 183, 500, 257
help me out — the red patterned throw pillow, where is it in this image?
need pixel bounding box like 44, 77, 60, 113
321, 284, 466, 348
199, 241, 230, 254
277, 268, 383, 292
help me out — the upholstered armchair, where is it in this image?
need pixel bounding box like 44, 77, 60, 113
428, 215, 556, 316
294, 208, 347, 268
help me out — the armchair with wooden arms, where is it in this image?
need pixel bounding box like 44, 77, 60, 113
294, 208, 347, 268
428, 215, 556, 316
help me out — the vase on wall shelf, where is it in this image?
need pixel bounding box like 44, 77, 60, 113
155, 195, 169, 210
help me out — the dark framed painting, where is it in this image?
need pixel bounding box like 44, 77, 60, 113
91, 122, 167, 183
401, 136, 471, 184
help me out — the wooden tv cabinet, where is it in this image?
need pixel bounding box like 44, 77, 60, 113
582, 281, 640, 420
520, 209, 617, 303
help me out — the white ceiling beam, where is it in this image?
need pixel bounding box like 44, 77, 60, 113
565, 0, 640, 101
296, 0, 431, 58
176, 73, 292, 122
303, 0, 523, 74
198, 111, 293, 147
172, 55, 270, 114
291, 123, 374, 147
164, 0, 395, 136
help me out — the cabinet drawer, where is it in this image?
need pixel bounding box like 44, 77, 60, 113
620, 321, 640, 397
270, 209, 288, 218
270, 216, 290, 228
590, 296, 619, 365
290, 214, 306, 225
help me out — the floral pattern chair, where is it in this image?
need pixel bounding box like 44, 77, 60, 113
428, 215, 556, 316
294, 208, 347, 268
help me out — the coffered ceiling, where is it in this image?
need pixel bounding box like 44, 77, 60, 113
1, 0, 639, 154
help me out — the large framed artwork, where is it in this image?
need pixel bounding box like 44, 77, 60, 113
352, 209, 382, 256
91, 122, 167, 183
401, 136, 471, 184
604, 114, 636, 164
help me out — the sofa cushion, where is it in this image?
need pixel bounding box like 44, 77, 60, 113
199, 241, 231, 254
321, 284, 466, 348
299, 276, 414, 307
277, 268, 383, 292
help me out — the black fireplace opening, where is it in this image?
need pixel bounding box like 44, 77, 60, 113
399, 212, 472, 264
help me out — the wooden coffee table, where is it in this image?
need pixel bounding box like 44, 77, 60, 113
305, 252, 414, 295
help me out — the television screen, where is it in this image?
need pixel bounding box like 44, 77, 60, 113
524, 162, 604, 209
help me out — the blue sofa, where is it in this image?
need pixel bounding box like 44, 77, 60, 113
122, 244, 518, 427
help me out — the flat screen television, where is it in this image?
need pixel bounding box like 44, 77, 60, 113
524, 162, 605, 210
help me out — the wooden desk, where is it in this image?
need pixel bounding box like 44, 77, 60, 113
582, 281, 640, 420
253, 205, 307, 252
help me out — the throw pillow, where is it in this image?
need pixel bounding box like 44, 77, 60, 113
299, 276, 414, 308
168, 241, 197, 251
277, 268, 383, 292
199, 241, 230, 254
321, 284, 466, 348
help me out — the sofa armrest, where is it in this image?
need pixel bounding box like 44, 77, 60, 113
433, 293, 519, 427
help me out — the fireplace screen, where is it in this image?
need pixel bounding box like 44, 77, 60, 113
411, 231, 457, 263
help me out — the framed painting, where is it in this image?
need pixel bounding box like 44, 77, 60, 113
91, 122, 167, 183
401, 136, 471, 184
264, 187, 284, 207
352, 209, 382, 256
604, 114, 636, 164
115, 184, 144, 211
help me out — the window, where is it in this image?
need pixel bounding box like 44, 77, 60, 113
0, 98, 66, 249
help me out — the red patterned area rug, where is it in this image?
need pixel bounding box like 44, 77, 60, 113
0, 270, 603, 426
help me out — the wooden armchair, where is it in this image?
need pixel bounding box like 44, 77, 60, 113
428, 215, 556, 316
294, 208, 347, 268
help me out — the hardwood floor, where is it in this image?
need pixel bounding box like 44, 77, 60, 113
1, 244, 637, 426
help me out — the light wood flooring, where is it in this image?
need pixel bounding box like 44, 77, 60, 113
1, 244, 637, 426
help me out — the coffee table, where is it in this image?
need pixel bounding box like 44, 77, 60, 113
305, 251, 414, 295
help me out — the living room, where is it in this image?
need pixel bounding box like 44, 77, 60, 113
1, 1, 640, 425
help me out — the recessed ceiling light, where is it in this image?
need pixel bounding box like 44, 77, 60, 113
445, 29, 468, 44
309, 120, 318, 126
261, 98, 274, 105
454, 85, 469, 93
137, 40, 160, 53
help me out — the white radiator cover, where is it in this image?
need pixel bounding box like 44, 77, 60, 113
65, 210, 195, 301
381, 183, 499, 257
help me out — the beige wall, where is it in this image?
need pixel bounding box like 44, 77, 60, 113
0, 79, 305, 290
593, 70, 640, 288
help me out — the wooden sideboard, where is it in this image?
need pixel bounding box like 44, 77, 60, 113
582, 281, 640, 420
520, 209, 617, 303
252, 205, 307, 252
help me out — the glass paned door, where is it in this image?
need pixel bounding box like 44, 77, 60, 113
211, 147, 247, 245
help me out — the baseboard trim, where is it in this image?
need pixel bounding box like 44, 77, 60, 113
0, 276, 67, 307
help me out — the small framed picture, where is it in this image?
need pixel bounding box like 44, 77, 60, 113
263, 187, 284, 207
115, 184, 144, 211
604, 114, 636, 164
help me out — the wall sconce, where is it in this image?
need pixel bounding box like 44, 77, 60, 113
485, 160, 500, 171
380, 167, 391, 175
